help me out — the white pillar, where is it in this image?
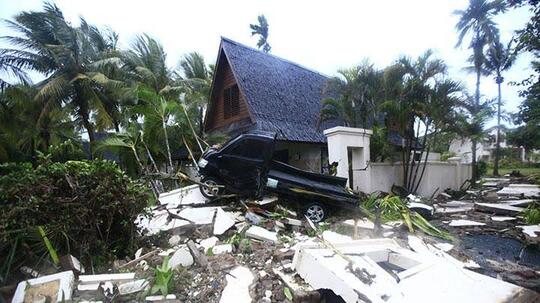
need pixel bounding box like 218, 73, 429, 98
324, 126, 372, 192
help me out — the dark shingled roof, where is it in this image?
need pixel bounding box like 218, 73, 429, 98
220, 37, 339, 143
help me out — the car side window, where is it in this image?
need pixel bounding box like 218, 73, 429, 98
229, 138, 267, 159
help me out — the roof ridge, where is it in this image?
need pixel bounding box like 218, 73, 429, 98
220, 36, 330, 79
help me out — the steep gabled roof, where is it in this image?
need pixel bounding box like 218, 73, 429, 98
218, 37, 339, 143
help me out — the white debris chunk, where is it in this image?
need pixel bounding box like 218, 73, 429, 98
322, 230, 352, 243
212, 244, 233, 254
219, 266, 254, 303
491, 216, 516, 222
449, 219, 486, 227
497, 184, 540, 198
433, 243, 454, 252
118, 279, 149, 295
169, 246, 194, 268
79, 273, 135, 284
158, 184, 208, 208
517, 225, 540, 237
213, 208, 235, 235
177, 207, 217, 225
12, 271, 75, 303
245, 225, 278, 242
199, 236, 219, 252
475, 202, 524, 215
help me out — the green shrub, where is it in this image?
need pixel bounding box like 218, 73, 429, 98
440, 151, 456, 161
476, 160, 488, 177
0, 160, 149, 282
524, 204, 540, 225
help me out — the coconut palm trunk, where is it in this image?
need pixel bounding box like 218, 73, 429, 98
493, 74, 502, 176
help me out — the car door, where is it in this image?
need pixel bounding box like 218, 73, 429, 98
217, 136, 273, 196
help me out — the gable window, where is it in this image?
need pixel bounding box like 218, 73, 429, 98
223, 84, 240, 119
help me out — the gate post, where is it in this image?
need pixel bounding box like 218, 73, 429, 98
324, 126, 372, 192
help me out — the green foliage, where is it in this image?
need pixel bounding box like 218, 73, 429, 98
361, 194, 452, 240
151, 256, 174, 295
37, 226, 60, 266
441, 151, 457, 161
284, 287, 293, 301
0, 159, 149, 283
250, 15, 271, 53
523, 203, 540, 225
476, 160, 488, 176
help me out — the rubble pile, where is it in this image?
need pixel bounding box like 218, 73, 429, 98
6, 177, 540, 302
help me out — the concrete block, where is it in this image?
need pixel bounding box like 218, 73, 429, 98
199, 236, 219, 252
219, 266, 254, 303
158, 184, 207, 208
12, 271, 75, 303
59, 254, 85, 273
245, 226, 277, 242
169, 246, 194, 268
213, 208, 235, 235
491, 216, 516, 222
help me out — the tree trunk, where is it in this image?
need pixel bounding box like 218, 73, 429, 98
162, 117, 174, 173
493, 75, 502, 176
471, 68, 481, 184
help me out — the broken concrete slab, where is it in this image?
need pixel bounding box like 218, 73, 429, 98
12, 271, 75, 303
219, 266, 254, 303
491, 216, 517, 222
146, 294, 178, 302
448, 219, 486, 227
252, 195, 278, 206
475, 202, 525, 216
497, 184, 540, 198
517, 225, 540, 238
434, 201, 474, 214
79, 273, 136, 285
177, 207, 217, 225
213, 208, 235, 235
118, 279, 149, 295
245, 225, 278, 243
136, 209, 190, 235
158, 185, 208, 208
169, 246, 194, 268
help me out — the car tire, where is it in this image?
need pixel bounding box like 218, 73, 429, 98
304, 202, 327, 223
199, 177, 223, 199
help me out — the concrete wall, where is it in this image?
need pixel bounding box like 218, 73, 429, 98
368, 161, 472, 197
274, 141, 324, 172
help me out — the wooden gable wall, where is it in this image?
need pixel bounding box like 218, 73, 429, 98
205, 51, 251, 131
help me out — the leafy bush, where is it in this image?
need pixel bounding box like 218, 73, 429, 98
499, 157, 525, 169
523, 204, 540, 225
0, 160, 149, 282
476, 160, 488, 177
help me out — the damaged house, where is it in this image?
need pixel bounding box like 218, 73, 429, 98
204, 37, 340, 173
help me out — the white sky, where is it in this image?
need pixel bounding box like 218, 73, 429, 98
0, 0, 534, 128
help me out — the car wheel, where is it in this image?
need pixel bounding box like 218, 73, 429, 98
199, 177, 223, 199
304, 202, 326, 223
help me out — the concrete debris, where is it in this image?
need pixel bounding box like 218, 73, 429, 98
433, 243, 454, 252
169, 246, 194, 268
177, 207, 217, 225
253, 195, 279, 206
517, 225, 540, 238
198, 236, 219, 252
497, 184, 540, 198
168, 235, 182, 246
12, 271, 75, 303
245, 225, 278, 242
79, 273, 136, 284
212, 244, 233, 254
491, 216, 517, 222
449, 219, 486, 227
245, 211, 263, 225
213, 208, 235, 235
59, 254, 85, 274
475, 202, 525, 216
118, 279, 149, 295
146, 294, 178, 302
218, 266, 254, 303
187, 240, 208, 267
158, 184, 208, 208
434, 201, 474, 214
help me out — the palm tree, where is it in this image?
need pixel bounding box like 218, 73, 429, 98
319, 62, 384, 128
250, 15, 271, 53
484, 40, 517, 175
0, 3, 121, 155
454, 0, 506, 182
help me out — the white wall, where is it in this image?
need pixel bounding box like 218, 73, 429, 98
274, 141, 323, 172
369, 161, 472, 197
